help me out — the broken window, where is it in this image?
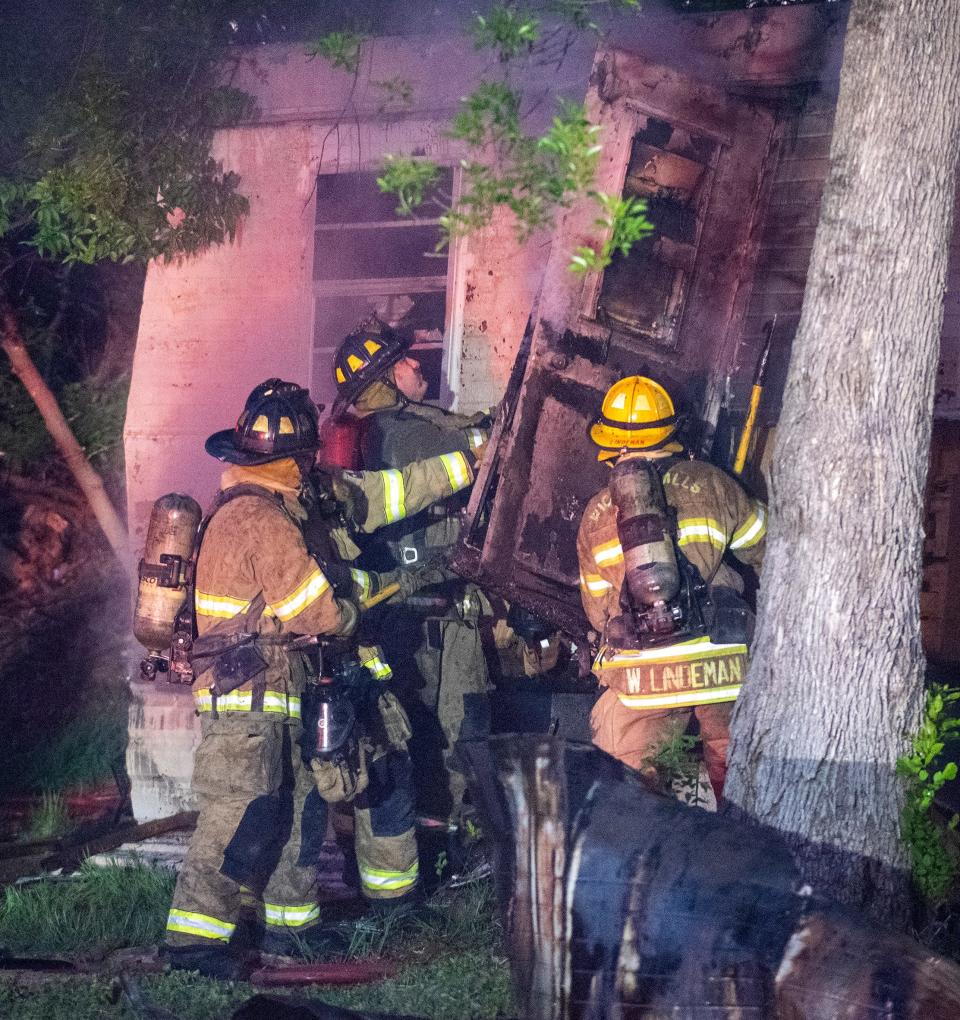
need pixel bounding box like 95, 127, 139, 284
311, 169, 454, 406
593, 117, 717, 349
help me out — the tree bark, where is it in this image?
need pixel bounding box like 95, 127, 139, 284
1, 302, 131, 569
725, 0, 960, 926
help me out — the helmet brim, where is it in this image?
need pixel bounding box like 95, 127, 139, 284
204, 429, 309, 466
331, 331, 416, 421
589, 420, 678, 451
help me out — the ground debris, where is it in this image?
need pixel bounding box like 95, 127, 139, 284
119, 972, 183, 1020
231, 994, 426, 1020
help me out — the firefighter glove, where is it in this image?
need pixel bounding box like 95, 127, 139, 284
605, 613, 640, 649
311, 738, 370, 803
377, 690, 413, 749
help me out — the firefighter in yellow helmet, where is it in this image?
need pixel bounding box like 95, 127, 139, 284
577, 376, 766, 800
163, 379, 483, 979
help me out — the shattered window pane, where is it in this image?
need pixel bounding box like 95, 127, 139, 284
596, 118, 717, 349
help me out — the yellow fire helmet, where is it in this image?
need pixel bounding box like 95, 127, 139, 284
589, 376, 678, 456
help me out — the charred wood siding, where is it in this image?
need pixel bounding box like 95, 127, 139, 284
732, 91, 836, 440
923, 422, 960, 665
734, 90, 960, 433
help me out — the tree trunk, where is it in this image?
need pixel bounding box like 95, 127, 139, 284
1, 302, 131, 570
725, 0, 960, 926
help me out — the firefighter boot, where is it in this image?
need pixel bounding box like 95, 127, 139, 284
164, 944, 252, 981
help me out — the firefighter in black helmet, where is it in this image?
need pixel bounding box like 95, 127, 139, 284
332, 318, 493, 860
163, 378, 484, 978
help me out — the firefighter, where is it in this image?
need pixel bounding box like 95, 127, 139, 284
164, 379, 481, 978
331, 318, 493, 843
577, 376, 766, 800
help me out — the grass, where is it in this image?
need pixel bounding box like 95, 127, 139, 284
0, 862, 512, 1019
26, 794, 71, 843
0, 860, 176, 956
0, 951, 512, 1020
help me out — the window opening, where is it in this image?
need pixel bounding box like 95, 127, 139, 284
312, 168, 454, 405
595, 117, 718, 349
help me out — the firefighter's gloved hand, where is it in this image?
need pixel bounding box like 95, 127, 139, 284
397, 561, 450, 599
377, 690, 413, 749
311, 739, 370, 803
605, 613, 640, 649
468, 439, 488, 468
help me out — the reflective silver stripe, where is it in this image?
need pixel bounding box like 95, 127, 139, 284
439, 451, 470, 493
580, 572, 612, 596
195, 590, 250, 619
270, 565, 331, 621
166, 908, 236, 941
382, 469, 406, 523
617, 684, 742, 710
466, 428, 485, 449
263, 901, 321, 928
730, 503, 767, 550
358, 860, 419, 891
677, 517, 727, 551
193, 688, 302, 719
593, 539, 624, 566
595, 638, 747, 670
350, 568, 372, 602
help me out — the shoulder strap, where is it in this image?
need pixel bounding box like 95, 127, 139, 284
186, 484, 287, 638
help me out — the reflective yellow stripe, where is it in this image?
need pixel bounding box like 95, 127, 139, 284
439, 451, 471, 493
270, 565, 330, 621
195, 590, 250, 619
730, 502, 767, 551
593, 538, 624, 566
466, 428, 485, 449
617, 684, 742, 710
580, 572, 612, 597
382, 469, 406, 523
166, 908, 236, 942
595, 638, 747, 670
263, 901, 321, 928
677, 517, 727, 551
358, 860, 419, 892
193, 688, 302, 719
350, 568, 372, 602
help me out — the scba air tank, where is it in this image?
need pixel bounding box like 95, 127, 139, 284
133, 493, 202, 678
609, 458, 680, 634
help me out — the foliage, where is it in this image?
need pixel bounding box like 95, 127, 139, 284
896, 684, 960, 904
0, 2, 254, 271
376, 157, 442, 218
62, 375, 131, 465
305, 30, 364, 74
471, 6, 541, 61
646, 730, 707, 806
375, 0, 648, 267
569, 191, 653, 273
0, 360, 129, 473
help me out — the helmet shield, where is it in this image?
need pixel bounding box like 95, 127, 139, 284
205, 378, 321, 465
330, 317, 414, 420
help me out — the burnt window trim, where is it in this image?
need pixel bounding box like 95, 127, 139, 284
577, 97, 727, 353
